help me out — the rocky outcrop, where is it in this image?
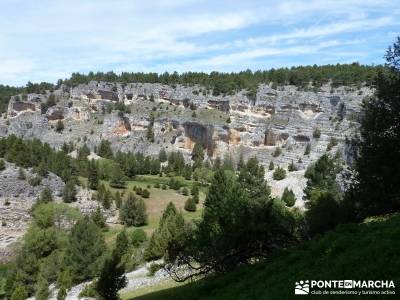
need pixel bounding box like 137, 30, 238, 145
183, 122, 215, 154
1, 82, 372, 170
0, 162, 65, 262
208, 100, 230, 112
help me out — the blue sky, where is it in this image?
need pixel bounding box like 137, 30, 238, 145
0, 0, 399, 85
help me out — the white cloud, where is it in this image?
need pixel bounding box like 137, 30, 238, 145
0, 0, 398, 84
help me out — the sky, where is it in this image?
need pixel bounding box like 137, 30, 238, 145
0, 0, 399, 86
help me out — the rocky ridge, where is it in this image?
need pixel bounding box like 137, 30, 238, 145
0, 81, 370, 199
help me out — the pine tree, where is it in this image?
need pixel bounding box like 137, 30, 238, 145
269, 161, 275, 170
115, 230, 129, 257
114, 191, 122, 208
146, 207, 186, 261
97, 140, 113, 159
66, 217, 106, 282
191, 143, 204, 161
158, 148, 167, 162
193, 192, 200, 204
348, 37, 400, 219
62, 180, 77, 203
119, 193, 148, 226
95, 250, 127, 300
288, 160, 298, 172
38, 186, 53, 204
282, 187, 296, 207
102, 190, 112, 209
109, 164, 126, 189
304, 143, 311, 155
91, 206, 107, 228
77, 144, 90, 161
146, 126, 155, 142
144, 202, 183, 261
313, 127, 321, 139
88, 160, 99, 190
273, 166, 286, 181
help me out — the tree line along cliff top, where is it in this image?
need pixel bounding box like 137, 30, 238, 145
0, 63, 383, 113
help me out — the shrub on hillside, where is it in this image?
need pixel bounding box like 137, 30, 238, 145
272, 147, 282, 157
269, 161, 274, 170
304, 143, 311, 155
288, 160, 298, 172
29, 175, 42, 187
273, 167, 286, 181
184, 197, 196, 212
181, 187, 189, 196
282, 187, 296, 207
313, 128, 321, 139
326, 137, 338, 151
0, 159, 5, 171
141, 189, 150, 198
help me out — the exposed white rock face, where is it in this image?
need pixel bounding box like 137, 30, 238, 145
0, 82, 370, 173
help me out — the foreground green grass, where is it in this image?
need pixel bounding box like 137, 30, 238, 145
127, 213, 400, 300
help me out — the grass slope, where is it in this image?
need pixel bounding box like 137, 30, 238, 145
128, 214, 400, 300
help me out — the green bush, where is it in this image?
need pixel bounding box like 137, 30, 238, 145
288, 160, 297, 172
304, 143, 311, 155
273, 167, 286, 181
272, 147, 282, 157
326, 137, 338, 151
313, 127, 321, 139
184, 197, 196, 212
169, 178, 183, 190
281, 187, 296, 207
148, 263, 164, 277
29, 175, 42, 187
141, 189, 150, 198
268, 161, 274, 170
181, 187, 189, 196
0, 159, 5, 171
